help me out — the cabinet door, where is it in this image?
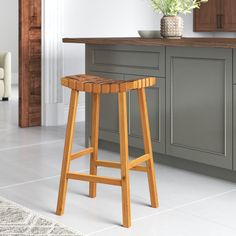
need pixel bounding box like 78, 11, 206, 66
194, 0, 221, 31
125, 75, 165, 154
166, 47, 233, 169
223, 0, 236, 31
234, 86, 236, 170
234, 49, 236, 84
85, 71, 124, 145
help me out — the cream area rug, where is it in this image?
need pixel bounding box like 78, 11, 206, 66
0, 196, 83, 235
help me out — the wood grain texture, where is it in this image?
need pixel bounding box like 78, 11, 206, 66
138, 88, 159, 208
63, 37, 236, 49
129, 154, 150, 170
61, 74, 157, 93
118, 92, 131, 228
70, 147, 94, 161
223, 0, 236, 31
67, 173, 122, 186
194, 0, 236, 32
56, 90, 79, 216
89, 93, 100, 198
194, 0, 220, 32
19, 0, 41, 127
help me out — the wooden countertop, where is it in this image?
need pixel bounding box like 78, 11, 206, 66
63, 37, 236, 49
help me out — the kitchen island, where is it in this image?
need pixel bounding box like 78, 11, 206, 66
63, 37, 236, 178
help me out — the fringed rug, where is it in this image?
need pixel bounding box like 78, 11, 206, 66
0, 196, 83, 235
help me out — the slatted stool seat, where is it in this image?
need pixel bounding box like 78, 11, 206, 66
56, 74, 159, 228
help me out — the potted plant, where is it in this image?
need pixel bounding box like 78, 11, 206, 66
151, 0, 208, 39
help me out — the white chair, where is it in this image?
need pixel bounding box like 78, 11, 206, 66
0, 52, 11, 101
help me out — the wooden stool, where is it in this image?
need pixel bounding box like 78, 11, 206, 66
56, 74, 159, 228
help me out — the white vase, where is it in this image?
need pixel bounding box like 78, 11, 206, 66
161, 16, 184, 39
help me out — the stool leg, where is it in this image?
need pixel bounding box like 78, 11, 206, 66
118, 92, 131, 228
56, 90, 79, 215
137, 88, 159, 208
89, 93, 100, 198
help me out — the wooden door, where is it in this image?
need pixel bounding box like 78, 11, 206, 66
19, 0, 41, 127
222, 0, 236, 31
194, 0, 221, 32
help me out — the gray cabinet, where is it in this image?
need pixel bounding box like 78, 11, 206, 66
86, 45, 166, 153
234, 49, 236, 84
85, 71, 123, 144
234, 86, 236, 170
85, 72, 166, 154
86, 44, 165, 77
85, 44, 234, 171
125, 75, 165, 154
166, 47, 233, 169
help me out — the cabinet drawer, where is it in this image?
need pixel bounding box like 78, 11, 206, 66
86, 45, 165, 77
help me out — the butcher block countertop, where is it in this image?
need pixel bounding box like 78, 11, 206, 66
63, 37, 236, 49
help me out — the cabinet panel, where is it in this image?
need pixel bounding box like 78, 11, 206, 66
234, 86, 236, 170
223, 0, 236, 31
86, 45, 165, 77
234, 49, 236, 84
194, 0, 220, 32
126, 75, 165, 154
85, 71, 124, 144
166, 47, 233, 169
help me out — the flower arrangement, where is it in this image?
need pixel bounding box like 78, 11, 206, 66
151, 0, 207, 16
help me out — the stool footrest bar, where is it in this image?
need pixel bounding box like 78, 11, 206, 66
70, 147, 94, 160
67, 172, 122, 186
130, 165, 147, 172
95, 160, 147, 172
129, 154, 150, 169
95, 160, 121, 169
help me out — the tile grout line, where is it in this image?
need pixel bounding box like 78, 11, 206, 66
0, 139, 64, 152
86, 187, 236, 236
0, 168, 90, 190
0, 175, 60, 190
177, 207, 236, 233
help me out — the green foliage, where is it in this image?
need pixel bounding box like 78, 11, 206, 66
151, 0, 205, 16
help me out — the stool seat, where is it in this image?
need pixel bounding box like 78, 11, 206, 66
61, 74, 157, 93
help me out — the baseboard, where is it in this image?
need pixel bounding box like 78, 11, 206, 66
43, 103, 66, 126
97, 140, 236, 183
12, 73, 18, 85
64, 104, 85, 123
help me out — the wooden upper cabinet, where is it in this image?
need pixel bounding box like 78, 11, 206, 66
223, 0, 236, 31
194, 0, 236, 32
194, 0, 221, 31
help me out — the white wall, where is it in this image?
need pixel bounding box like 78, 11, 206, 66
0, 0, 18, 84
62, 0, 236, 122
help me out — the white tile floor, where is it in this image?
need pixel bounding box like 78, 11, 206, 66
0, 86, 236, 235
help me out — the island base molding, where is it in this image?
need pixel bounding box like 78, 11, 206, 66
97, 140, 236, 183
